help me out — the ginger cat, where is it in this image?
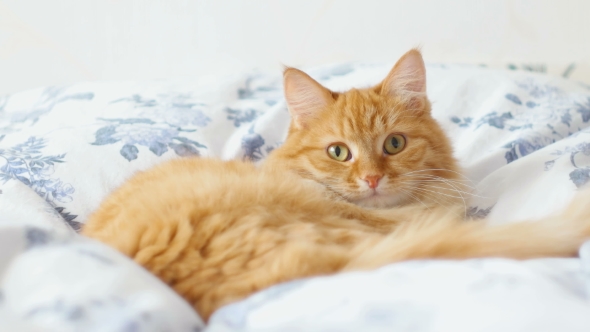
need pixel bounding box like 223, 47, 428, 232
83, 50, 590, 321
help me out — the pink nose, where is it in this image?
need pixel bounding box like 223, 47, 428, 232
363, 175, 382, 189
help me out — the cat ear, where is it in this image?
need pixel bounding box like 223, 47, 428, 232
379, 49, 427, 110
283, 68, 334, 128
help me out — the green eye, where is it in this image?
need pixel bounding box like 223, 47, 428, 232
327, 144, 351, 162
383, 134, 406, 155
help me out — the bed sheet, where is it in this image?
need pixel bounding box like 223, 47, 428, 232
1, 63, 590, 331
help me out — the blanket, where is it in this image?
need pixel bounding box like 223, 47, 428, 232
1, 62, 590, 331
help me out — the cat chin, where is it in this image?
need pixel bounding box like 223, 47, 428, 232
352, 193, 407, 209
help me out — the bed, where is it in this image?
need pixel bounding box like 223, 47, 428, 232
1, 62, 590, 331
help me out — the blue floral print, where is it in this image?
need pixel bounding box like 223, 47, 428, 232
545, 139, 590, 188
0, 136, 79, 229
92, 93, 210, 161
92, 118, 206, 161
0, 86, 93, 134
451, 79, 590, 164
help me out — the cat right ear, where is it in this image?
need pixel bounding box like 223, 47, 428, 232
283, 68, 334, 129
379, 49, 428, 111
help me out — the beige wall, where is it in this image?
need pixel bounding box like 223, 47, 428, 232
1, 0, 589, 96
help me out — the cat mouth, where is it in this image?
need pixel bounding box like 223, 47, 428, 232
351, 190, 406, 208
364, 188, 384, 198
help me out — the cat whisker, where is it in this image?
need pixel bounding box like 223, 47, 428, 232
327, 188, 354, 200
415, 183, 488, 199
321, 181, 358, 198
399, 177, 470, 196
398, 173, 475, 184
399, 174, 477, 192
399, 188, 432, 211
401, 180, 476, 194
403, 180, 468, 213
399, 179, 486, 199
415, 192, 467, 219
399, 184, 466, 218
399, 173, 476, 187
317, 181, 353, 200
414, 180, 468, 209
400, 175, 471, 181
400, 175, 474, 184
400, 168, 475, 184
401, 168, 469, 177
411, 187, 467, 200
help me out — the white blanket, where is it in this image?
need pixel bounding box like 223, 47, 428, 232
1, 63, 590, 331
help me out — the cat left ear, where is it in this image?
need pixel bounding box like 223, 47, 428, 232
379, 49, 427, 110
283, 68, 334, 129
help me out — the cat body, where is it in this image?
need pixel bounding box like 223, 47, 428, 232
83, 50, 590, 321
84, 157, 420, 319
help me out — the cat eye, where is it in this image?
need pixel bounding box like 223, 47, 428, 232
327, 144, 352, 162
383, 134, 406, 155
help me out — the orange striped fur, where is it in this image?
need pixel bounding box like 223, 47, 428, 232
83, 50, 590, 321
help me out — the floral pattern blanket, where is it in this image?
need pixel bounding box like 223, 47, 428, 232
1, 63, 590, 331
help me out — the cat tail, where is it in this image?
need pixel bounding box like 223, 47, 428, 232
345, 188, 590, 271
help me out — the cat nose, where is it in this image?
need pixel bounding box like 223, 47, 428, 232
363, 175, 383, 189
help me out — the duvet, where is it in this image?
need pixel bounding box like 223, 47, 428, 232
1, 62, 590, 331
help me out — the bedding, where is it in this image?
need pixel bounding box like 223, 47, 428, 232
1, 62, 590, 331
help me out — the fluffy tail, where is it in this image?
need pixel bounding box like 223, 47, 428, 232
346, 188, 590, 270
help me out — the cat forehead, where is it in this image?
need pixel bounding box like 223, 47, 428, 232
324, 89, 406, 131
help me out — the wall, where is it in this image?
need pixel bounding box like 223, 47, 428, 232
1, 0, 589, 96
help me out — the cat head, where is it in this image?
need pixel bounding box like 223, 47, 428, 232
267, 49, 462, 209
